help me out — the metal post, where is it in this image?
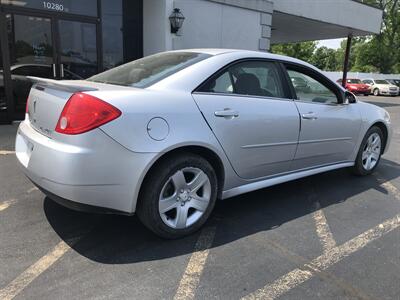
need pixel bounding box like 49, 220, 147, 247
342, 34, 353, 88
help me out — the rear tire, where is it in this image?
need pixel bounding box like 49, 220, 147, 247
363, 94, 369, 96
137, 153, 218, 239
352, 126, 383, 176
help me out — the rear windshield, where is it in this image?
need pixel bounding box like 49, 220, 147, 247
88, 52, 211, 88
347, 79, 361, 84
375, 80, 389, 84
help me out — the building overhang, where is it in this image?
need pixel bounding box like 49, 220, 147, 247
271, 0, 383, 44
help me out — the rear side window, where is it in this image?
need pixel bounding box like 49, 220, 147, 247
88, 52, 211, 88
199, 60, 285, 98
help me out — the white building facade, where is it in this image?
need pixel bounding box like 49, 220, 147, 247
143, 0, 383, 56
0, 0, 383, 122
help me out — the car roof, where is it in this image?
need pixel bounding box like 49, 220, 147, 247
169, 48, 318, 71
172, 48, 307, 62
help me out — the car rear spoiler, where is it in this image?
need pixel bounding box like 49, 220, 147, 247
27, 76, 98, 93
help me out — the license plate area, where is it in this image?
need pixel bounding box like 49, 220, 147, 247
15, 132, 34, 168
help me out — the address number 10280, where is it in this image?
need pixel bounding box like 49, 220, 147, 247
43, 2, 64, 11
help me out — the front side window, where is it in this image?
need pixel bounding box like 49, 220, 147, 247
287, 69, 338, 104
199, 60, 285, 98
88, 52, 210, 88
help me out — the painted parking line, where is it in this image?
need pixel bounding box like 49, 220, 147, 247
174, 226, 217, 300
312, 201, 336, 252
242, 215, 400, 300
27, 187, 39, 194
0, 187, 40, 212
308, 187, 336, 252
265, 239, 373, 300
0, 240, 72, 300
0, 199, 17, 212
376, 176, 400, 201
0, 150, 15, 155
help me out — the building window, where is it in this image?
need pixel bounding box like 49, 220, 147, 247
101, 0, 123, 69
101, 0, 143, 70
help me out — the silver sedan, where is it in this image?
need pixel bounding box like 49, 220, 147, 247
16, 49, 392, 238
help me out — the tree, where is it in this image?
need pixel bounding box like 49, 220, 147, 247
271, 41, 317, 62
312, 46, 339, 71
270, 0, 400, 73
352, 0, 400, 73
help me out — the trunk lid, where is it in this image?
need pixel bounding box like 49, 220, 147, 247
26, 77, 129, 138
27, 77, 99, 138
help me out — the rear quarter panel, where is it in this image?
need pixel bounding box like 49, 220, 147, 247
88, 88, 243, 191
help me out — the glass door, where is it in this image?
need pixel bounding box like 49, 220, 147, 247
0, 9, 100, 122
6, 13, 56, 118
57, 19, 98, 80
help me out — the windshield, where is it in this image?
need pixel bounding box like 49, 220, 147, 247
88, 52, 211, 88
375, 80, 389, 84
347, 79, 361, 84
387, 79, 400, 85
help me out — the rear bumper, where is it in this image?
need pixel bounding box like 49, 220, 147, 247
33, 180, 133, 215
16, 119, 156, 214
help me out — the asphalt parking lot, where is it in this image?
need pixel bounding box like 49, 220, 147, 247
1, 95, 400, 300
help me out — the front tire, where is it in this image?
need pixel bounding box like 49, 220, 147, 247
373, 88, 380, 96
352, 126, 383, 176
137, 153, 218, 239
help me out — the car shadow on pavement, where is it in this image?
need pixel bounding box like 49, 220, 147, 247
44, 158, 400, 264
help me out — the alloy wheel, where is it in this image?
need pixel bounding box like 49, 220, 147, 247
362, 133, 381, 170
158, 167, 211, 229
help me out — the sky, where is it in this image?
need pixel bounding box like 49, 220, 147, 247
317, 38, 344, 49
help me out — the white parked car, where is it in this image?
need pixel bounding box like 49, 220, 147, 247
362, 78, 399, 96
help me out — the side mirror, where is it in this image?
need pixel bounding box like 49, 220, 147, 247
342, 91, 357, 104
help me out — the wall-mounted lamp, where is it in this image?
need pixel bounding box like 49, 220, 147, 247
169, 8, 185, 34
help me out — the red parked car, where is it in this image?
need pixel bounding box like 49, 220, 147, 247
336, 78, 371, 96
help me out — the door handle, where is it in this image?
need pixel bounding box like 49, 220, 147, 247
302, 112, 318, 120
60, 64, 64, 78
52, 63, 56, 78
214, 109, 239, 119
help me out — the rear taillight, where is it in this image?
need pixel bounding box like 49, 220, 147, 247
55, 92, 121, 135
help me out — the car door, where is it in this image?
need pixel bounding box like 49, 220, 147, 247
284, 64, 362, 170
192, 60, 300, 180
